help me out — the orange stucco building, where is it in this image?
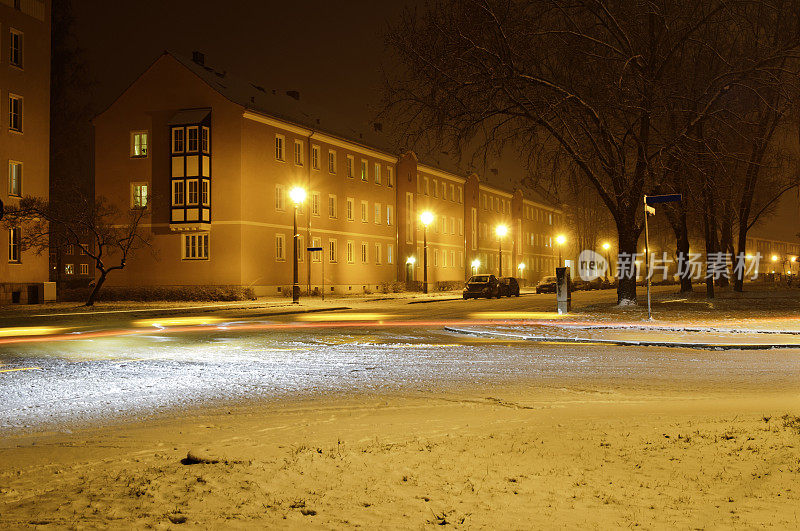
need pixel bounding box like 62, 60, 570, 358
0, 0, 50, 304
93, 52, 563, 295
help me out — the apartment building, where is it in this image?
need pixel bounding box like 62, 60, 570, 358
0, 0, 50, 304
93, 51, 563, 295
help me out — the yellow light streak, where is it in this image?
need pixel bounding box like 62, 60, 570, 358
0, 367, 42, 373
132, 316, 225, 327
0, 327, 66, 337
468, 312, 567, 320
296, 313, 396, 321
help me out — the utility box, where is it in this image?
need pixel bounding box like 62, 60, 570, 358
43, 282, 56, 302
556, 267, 571, 314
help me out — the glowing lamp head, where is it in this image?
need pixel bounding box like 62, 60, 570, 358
792, 256, 797, 263
746, 254, 753, 260
602, 242, 610, 251
471, 259, 481, 270
406, 256, 416, 265
518, 263, 526, 270
289, 187, 306, 205
420, 211, 434, 227
772, 255, 778, 262
496, 224, 508, 238
556, 234, 566, 246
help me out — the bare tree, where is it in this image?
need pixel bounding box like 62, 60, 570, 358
2, 191, 152, 306
384, 0, 800, 304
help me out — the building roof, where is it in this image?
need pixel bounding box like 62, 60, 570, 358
167, 108, 211, 125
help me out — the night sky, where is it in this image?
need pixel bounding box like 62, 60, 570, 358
74, 1, 411, 130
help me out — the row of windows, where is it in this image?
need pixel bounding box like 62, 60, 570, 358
481, 193, 511, 214
418, 214, 463, 236
525, 233, 553, 248
417, 176, 463, 204
413, 247, 464, 269
171, 126, 210, 155
63, 263, 90, 275
276, 234, 395, 266
523, 204, 556, 225
171, 179, 210, 207
275, 186, 394, 225
275, 135, 395, 188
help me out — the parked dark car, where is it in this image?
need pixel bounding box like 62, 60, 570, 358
499, 277, 521, 297
463, 274, 501, 299
535, 275, 558, 294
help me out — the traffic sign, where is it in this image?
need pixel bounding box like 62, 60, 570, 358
645, 194, 681, 205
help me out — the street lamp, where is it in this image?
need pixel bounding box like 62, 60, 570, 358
496, 224, 508, 276
471, 258, 481, 276
555, 234, 566, 267
405, 256, 416, 286
420, 211, 434, 294
518, 262, 526, 281
289, 186, 306, 304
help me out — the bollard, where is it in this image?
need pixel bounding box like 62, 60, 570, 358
556, 266, 571, 315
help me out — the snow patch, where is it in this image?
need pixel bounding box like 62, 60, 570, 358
617, 298, 637, 307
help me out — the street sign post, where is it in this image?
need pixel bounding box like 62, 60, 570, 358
308, 246, 324, 300
642, 194, 681, 320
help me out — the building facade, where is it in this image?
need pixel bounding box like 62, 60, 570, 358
0, 0, 50, 304
93, 52, 562, 295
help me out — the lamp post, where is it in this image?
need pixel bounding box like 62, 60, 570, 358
420, 211, 434, 293
289, 187, 306, 304
496, 224, 508, 276
602, 242, 611, 279
471, 259, 480, 276
518, 262, 525, 282
406, 256, 416, 287
556, 234, 566, 267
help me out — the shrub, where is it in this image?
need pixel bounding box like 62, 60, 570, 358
60, 285, 255, 302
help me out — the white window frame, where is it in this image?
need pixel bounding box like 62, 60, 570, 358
201, 180, 210, 206
201, 126, 210, 153
187, 126, 199, 152
8, 161, 22, 197
386, 205, 393, 226
130, 131, 149, 158
375, 243, 382, 264
360, 200, 368, 223
294, 139, 304, 166
374, 202, 381, 224
172, 180, 185, 206
8, 227, 21, 263
172, 127, 185, 153
9, 29, 23, 68
311, 192, 321, 216
360, 242, 368, 263
329, 150, 337, 174
275, 233, 286, 261
388, 244, 394, 265
387, 167, 394, 188
346, 155, 354, 178
311, 145, 320, 170
346, 197, 355, 221
347, 240, 355, 263
275, 184, 286, 211
275, 134, 285, 161
374, 163, 381, 185
312, 237, 322, 262
130, 182, 149, 209
187, 179, 199, 205
360, 159, 368, 182
182, 233, 209, 260
329, 239, 338, 263
8, 94, 22, 133
328, 194, 338, 219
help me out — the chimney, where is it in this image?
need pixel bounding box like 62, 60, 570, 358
192, 51, 205, 66
286, 90, 300, 101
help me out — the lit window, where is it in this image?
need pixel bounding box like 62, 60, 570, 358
8, 162, 22, 197
187, 126, 199, 152
172, 128, 184, 153
187, 180, 199, 205
65, 264, 74, 275
80, 263, 89, 275
201, 127, 210, 152
386, 205, 393, 226
9, 30, 22, 68
172, 180, 185, 206
294, 140, 304, 166
131, 183, 149, 209
360, 160, 368, 181
387, 167, 394, 188
131, 131, 148, 157
329, 150, 337, 174
8, 228, 21, 263
374, 202, 381, 224
374, 163, 381, 185
275, 134, 285, 161
311, 145, 320, 170
9, 95, 22, 132
182, 233, 209, 260
388, 244, 394, 264
275, 234, 285, 261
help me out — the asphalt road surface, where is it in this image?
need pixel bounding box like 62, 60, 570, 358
3, 290, 800, 433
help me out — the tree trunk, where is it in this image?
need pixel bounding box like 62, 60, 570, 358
664, 203, 692, 293
717, 206, 734, 288
734, 225, 748, 292
702, 191, 718, 299
85, 271, 107, 307
616, 220, 640, 305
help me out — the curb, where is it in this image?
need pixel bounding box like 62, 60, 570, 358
444, 326, 800, 350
